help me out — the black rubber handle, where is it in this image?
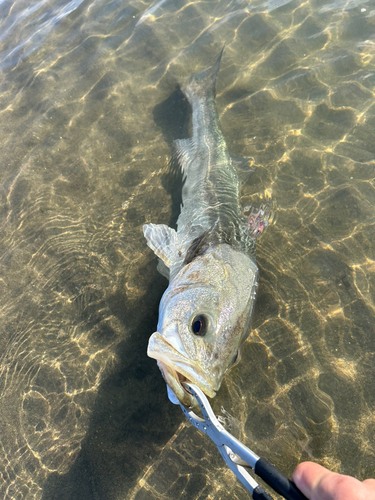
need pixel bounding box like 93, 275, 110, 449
253, 485, 274, 500
254, 458, 308, 500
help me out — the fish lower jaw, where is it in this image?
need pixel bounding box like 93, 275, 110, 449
156, 360, 216, 408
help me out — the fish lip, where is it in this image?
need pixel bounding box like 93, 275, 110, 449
156, 360, 204, 406
157, 359, 216, 398
147, 332, 217, 401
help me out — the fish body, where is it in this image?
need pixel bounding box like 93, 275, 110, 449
143, 50, 259, 407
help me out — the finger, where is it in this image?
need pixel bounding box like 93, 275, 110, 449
293, 462, 374, 500
293, 462, 333, 499
363, 478, 375, 497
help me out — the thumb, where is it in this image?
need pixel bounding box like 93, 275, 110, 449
292, 462, 375, 500
292, 462, 337, 500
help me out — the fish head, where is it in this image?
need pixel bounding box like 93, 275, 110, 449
147, 244, 258, 407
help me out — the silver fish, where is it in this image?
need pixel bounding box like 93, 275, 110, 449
143, 49, 263, 407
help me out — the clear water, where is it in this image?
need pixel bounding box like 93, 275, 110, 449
0, 0, 374, 499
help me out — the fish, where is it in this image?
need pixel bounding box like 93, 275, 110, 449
143, 48, 266, 408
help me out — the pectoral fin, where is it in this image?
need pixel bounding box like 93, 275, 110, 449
143, 223, 178, 267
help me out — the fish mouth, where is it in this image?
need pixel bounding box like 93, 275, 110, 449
147, 331, 216, 407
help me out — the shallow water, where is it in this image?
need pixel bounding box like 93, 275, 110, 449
0, 0, 374, 498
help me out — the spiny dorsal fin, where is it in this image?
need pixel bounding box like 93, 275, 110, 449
143, 223, 178, 267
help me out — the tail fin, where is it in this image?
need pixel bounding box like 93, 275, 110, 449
181, 46, 225, 101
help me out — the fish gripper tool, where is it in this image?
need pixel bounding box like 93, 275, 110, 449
179, 383, 308, 500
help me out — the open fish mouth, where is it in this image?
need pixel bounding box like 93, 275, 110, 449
147, 331, 216, 407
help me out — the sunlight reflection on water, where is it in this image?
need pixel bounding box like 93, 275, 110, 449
0, 0, 374, 499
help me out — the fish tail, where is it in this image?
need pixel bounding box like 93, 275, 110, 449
181, 46, 224, 101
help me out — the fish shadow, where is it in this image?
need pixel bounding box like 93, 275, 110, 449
42, 86, 192, 500
153, 86, 190, 229
41, 261, 183, 499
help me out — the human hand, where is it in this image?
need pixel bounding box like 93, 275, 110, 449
292, 461, 375, 500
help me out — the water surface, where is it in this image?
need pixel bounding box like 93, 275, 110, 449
0, 0, 374, 499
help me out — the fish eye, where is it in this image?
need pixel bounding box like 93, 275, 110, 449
232, 351, 239, 365
191, 314, 208, 336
